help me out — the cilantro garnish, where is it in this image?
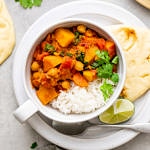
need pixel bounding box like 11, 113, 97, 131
91, 59, 104, 69
92, 50, 119, 101
111, 73, 119, 83
66, 52, 73, 57
97, 63, 113, 78
91, 50, 110, 69
96, 50, 110, 63
73, 31, 81, 45
33, 0, 42, 6
74, 31, 80, 38
76, 50, 85, 63
100, 80, 114, 101
30, 142, 38, 149
112, 56, 119, 64
44, 43, 56, 54
15, 0, 43, 9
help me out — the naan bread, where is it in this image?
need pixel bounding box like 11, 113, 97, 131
136, 0, 150, 9
0, 0, 15, 64
108, 25, 150, 101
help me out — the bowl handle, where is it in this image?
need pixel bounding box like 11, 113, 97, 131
13, 100, 38, 123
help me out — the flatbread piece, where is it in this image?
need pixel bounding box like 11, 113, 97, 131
108, 25, 150, 101
0, 0, 15, 64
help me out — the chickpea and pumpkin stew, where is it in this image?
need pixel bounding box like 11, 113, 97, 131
30, 24, 119, 105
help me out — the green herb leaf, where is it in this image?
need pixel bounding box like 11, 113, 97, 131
33, 0, 42, 6
76, 50, 85, 63
20, 0, 32, 8
91, 59, 104, 69
111, 73, 119, 83
97, 63, 113, 78
66, 52, 73, 57
73, 31, 81, 45
100, 81, 114, 101
44, 43, 56, 54
94, 49, 119, 100
74, 31, 80, 38
112, 56, 119, 64
91, 50, 111, 69
95, 50, 110, 64
15, 0, 42, 9
30, 142, 38, 149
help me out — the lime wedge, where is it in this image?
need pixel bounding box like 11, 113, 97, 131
99, 99, 134, 124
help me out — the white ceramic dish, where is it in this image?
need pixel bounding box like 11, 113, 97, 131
13, 18, 126, 124
13, 0, 150, 150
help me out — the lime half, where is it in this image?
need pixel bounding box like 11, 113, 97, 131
99, 99, 135, 124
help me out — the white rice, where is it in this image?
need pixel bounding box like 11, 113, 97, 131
51, 79, 107, 114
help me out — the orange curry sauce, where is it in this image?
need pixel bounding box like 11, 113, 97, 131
30, 24, 116, 105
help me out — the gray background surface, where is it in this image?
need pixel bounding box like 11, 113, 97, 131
0, 0, 150, 149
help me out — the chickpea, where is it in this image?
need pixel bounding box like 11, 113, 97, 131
31, 61, 40, 71
85, 29, 95, 37
47, 68, 59, 78
32, 80, 40, 88
74, 61, 84, 71
62, 81, 70, 90
32, 72, 41, 79
32, 72, 42, 88
77, 24, 86, 33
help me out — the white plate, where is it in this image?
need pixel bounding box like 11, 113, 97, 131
12, 0, 150, 150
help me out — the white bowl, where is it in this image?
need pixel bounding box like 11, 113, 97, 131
13, 18, 126, 124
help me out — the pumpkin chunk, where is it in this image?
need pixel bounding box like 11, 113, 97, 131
37, 86, 58, 105
73, 72, 88, 87
43, 56, 63, 72
83, 70, 96, 82
54, 28, 75, 47
84, 46, 98, 63
74, 60, 84, 71
105, 41, 116, 59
